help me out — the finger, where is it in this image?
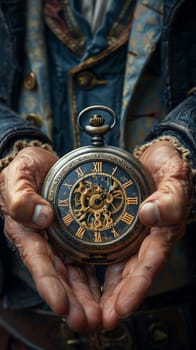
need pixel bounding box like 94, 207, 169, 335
102, 226, 176, 328
1, 147, 58, 228
67, 265, 101, 331
101, 262, 127, 329
4, 217, 87, 332
101, 262, 125, 301
85, 265, 102, 303
113, 227, 175, 318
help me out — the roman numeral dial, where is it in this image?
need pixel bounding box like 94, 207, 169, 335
56, 160, 140, 244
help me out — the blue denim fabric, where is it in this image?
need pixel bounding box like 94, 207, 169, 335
162, 0, 196, 110
146, 95, 196, 167
0, 102, 52, 157
0, 0, 25, 107
146, 0, 196, 168
46, 28, 128, 155
0, 0, 52, 156
0, 0, 195, 164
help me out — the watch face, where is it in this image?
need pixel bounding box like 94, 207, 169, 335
43, 147, 153, 264
59, 161, 138, 243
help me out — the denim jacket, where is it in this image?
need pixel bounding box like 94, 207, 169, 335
0, 0, 195, 164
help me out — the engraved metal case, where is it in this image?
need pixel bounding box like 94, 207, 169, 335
42, 106, 154, 264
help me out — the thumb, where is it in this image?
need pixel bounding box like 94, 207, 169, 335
32, 203, 54, 228
139, 200, 161, 226
138, 141, 193, 227
1, 147, 57, 228
138, 183, 190, 227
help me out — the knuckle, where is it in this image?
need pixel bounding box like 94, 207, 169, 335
9, 192, 33, 221
8, 197, 23, 219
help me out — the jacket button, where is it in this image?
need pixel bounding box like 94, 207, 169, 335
76, 71, 108, 90
24, 72, 37, 90
26, 113, 42, 128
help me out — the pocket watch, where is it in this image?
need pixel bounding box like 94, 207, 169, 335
42, 105, 154, 264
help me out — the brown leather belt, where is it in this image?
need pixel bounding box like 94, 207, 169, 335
0, 295, 195, 350
0, 302, 73, 350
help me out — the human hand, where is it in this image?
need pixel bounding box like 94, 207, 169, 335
0, 147, 101, 332
101, 141, 193, 329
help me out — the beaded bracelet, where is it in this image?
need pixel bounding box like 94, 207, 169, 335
0, 139, 56, 173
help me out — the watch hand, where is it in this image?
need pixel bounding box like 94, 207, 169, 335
77, 193, 107, 214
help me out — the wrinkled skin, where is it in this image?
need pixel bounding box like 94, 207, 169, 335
101, 141, 193, 329
0, 142, 193, 332
0, 147, 101, 332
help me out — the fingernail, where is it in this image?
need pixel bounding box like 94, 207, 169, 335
32, 204, 51, 227
140, 202, 160, 225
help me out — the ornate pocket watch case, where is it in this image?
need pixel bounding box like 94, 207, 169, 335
42, 106, 154, 264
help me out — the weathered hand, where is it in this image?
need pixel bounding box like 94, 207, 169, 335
101, 141, 193, 329
0, 147, 101, 332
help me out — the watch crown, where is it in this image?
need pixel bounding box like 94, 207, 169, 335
78, 105, 117, 146
89, 114, 105, 127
